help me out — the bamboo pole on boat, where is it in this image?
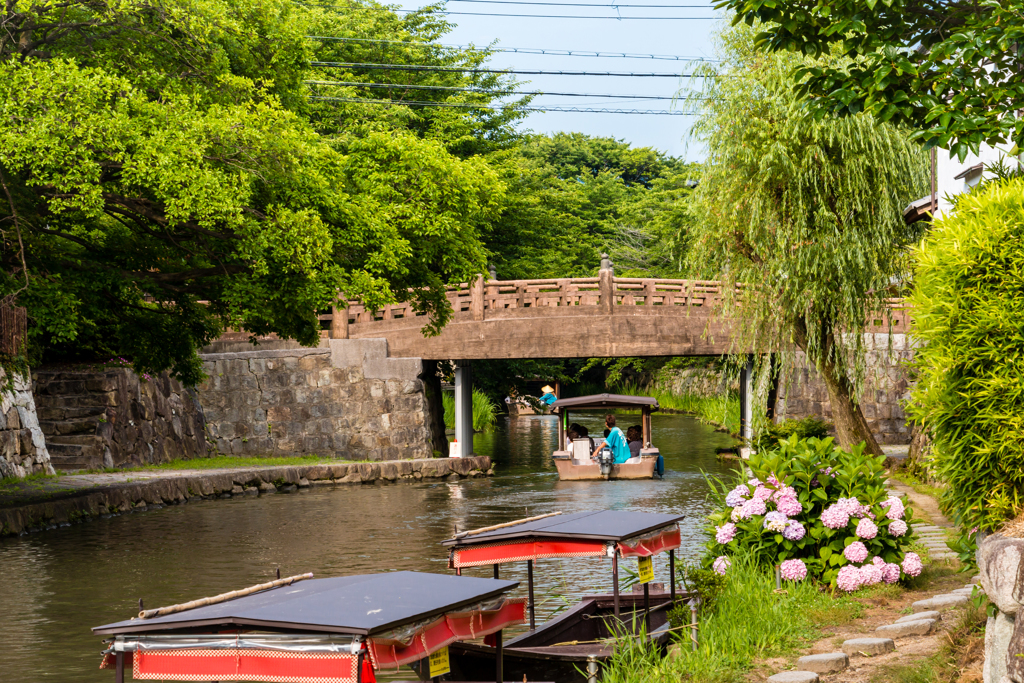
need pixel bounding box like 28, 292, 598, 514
138, 573, 314, 619
454, 511, 561, 539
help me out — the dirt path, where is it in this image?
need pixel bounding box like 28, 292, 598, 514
890, 480, 953, 527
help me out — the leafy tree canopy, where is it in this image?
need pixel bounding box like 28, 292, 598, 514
688, 21, 928, 453
0, 0, 524, 383
717, 0, 1024, 158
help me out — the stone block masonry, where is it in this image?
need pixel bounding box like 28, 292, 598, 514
196, 339, 437, 462
0, 370, 54, 478
0, 456, 491, 537
32, 368, 206, 471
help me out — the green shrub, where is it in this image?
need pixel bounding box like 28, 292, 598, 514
909, 176, 1024, 531
442, 389, 498, 432
755, 417, 832, 452
706, 437, 918, 588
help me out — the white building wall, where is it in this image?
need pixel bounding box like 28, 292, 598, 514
935, 145, 1018, 218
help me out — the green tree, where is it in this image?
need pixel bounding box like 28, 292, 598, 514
909, 176, 1024, 531
688, 22, 928, 454
0, 0, 519, 383
718, 0, 1024, 157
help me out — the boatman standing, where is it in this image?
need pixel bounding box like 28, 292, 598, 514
538, 385, 558, 406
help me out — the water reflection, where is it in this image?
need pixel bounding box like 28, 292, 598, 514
0, 413, 737, 683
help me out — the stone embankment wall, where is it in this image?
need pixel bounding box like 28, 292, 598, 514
0, 370, 53, 478
32, 368, 207, 471
774, 334, 915, 445
977, 534, 1024, 683
0, 456, 491, 537
196, 339, 436, 462
657, 365, 739, 399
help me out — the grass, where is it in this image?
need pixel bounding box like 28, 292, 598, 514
892, 471, 947, 502
600, 554, 862, 683
79, 455, 337, 474
611, 381, 741, 434
442, 388, 498, 432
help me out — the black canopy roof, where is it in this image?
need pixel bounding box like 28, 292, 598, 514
550, 393, 659, 412
442, 510, 684, 547
93, 572, 519, 637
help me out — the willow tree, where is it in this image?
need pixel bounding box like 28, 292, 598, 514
688, 22, 928, 454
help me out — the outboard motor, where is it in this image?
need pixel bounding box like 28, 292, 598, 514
598, 445, 613, 477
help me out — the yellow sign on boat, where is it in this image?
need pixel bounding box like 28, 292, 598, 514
429, 646, 451, 677
637, 556, 654, 584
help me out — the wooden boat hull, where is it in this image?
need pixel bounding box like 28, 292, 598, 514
440, 592, 682, 683
508, 401, 550, 416
552, 454, 657, 481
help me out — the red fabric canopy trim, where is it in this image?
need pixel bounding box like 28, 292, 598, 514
617, 526, 681, 558
448, 539, 608, 569
367, 598, 526, 670
110, 648, 359, 682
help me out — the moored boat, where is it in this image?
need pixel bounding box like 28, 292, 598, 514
441, 510, 692, 682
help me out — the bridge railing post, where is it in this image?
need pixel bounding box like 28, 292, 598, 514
599, 270, 614, 314
331, 298, 349, 339
471, 275, 485, 321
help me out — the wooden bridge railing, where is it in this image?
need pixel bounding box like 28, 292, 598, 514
323, 275, 734, 339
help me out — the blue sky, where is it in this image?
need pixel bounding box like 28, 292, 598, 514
393, 1, 724, 160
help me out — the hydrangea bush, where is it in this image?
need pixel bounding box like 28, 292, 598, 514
707, 436, 921, 590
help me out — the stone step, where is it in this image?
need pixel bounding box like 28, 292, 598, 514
47, 453, 94, 471
38, 416, 103, 437
768, 672, 819, 683
796, 652, 849, 674
913, 594, 969, 612
897, 611, 939, 623
842, 638, 896, 657
875, 618, 938, 638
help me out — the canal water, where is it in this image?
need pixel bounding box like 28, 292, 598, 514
0, 412, 737, 683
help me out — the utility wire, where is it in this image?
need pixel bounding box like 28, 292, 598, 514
306, 80, 690, 99
309, 95, 696, 114
353, 8, 718, 17
310, 62, 701, 76
446, 0, 713, 6
307, 36, 720, 61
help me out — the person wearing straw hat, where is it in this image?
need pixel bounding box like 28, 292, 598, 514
538, 385, 557, 406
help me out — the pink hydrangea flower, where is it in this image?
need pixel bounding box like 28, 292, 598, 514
882, 563, 901, 584
776, 494, 803, 516
837, 565, 862, 592
731, 507, 746, 522
872, 556, 886, 568
780, 559, 807, 581
713, 556, 731, 575
888, 519, 908, 537
902, 552, 923, 577
748, 477, 762, 486
767, 474, 782, 486
880, 496, 905, 520
771, 484, 797, 502
742, 498, 767, 517
821, 504, 850, 529
844, 541, 869, 563
725, 485, 749, 508
856, 518, 878, 539
716, 523, 737, 544
782, 521, 806, 541
859, 563, 883, 586
753, 485, 774, 502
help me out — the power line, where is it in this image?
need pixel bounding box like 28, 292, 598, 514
306, 80, 689, 99
309, 96, 696, 114
428, 0, 716, 5
367, 8, 718, 18
307, 36, 719, 61
310, 62, 701, 76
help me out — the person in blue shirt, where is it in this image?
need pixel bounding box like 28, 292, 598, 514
594, 414, 632, 464
538, 385, 557, 406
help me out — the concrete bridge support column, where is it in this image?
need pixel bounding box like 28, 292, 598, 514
739, 355, 754, 458
454, 361, 474, 457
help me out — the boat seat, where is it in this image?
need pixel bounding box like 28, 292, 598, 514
622, 456, 642, 465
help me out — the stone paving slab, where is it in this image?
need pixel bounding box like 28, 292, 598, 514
897, 611, 940, 623
767, 672, 819, 683
913, 594, 969, 612
875, 619, 937, 638
796, 652, 849, 674
842, 638, 896, 657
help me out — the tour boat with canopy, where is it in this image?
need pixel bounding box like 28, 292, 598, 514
93, 571, 526, 683
549, 394, 663, 481
441, 510, 690, 683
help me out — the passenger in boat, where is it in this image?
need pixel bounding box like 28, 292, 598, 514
626, 426, 643, 459
594, 414, 632, 464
